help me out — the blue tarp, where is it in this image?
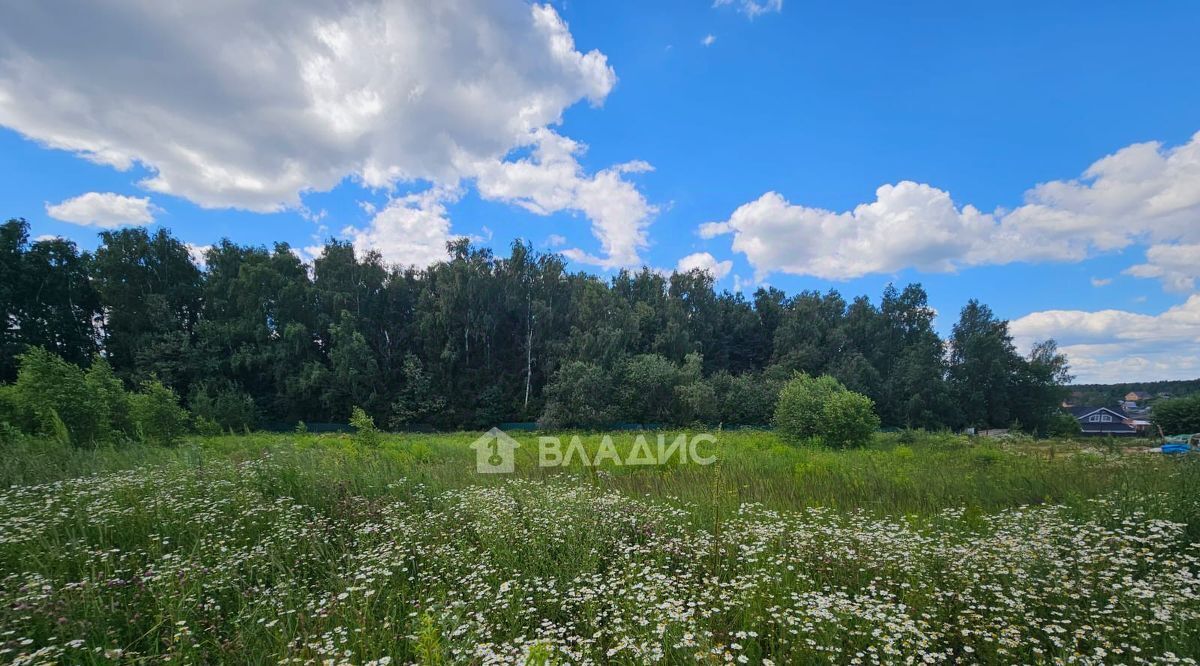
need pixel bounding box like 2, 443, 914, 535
1161, 443, 1192, 454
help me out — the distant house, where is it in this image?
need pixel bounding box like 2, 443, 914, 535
1068, 406, 1138, 436
1125, 390, 1152, 403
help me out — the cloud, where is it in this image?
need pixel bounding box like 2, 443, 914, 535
45, 192, 157, 228
1090, 277, 1113, 287
676, 251, 732, 279
472, 129, 656, 268
702, 34, 716, 47
704, 132, 1200, 286
0, 1, 614, 212
1010, 295, 1200, 383
713, 0, 783, 19
186, 243, 213, 269
545, 234, 567, 247
1124, 243, 1200, 292
345, 188, 461, 269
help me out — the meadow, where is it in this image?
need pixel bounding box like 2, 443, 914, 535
1, 430, 1199, 664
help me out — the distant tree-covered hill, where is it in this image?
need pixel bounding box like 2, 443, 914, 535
1069, 380, 1200, 409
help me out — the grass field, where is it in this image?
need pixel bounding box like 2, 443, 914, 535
2, 430, 1199, 664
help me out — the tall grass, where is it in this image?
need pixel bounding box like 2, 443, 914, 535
1, 431, 1197, 663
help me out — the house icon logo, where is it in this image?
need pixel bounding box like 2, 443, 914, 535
469, 427, 520, 473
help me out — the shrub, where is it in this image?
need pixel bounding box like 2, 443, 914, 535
715, 369, 782, 427
389, 354, 446, 429
817, 390, 881, 448
1046, 410, 1082, 438
1154, 394, 1200, 435
350, 406, 380, 448
675, 380, 719, 425
188, 381, 257, 432
538, 361, 616, 429
130, 380, 190, 446
773, 373, 847, 442
193, 416, 223, 437
774, 373, 879, 448
0, 384, 31, 434
11, 348, 103, 446
83, 357, 132, 439
618, 354, 685, 424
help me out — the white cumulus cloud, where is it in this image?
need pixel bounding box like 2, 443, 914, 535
0, 1, 615, 213
45, 192, 157, 228
676, 251, 733, 279
346, 188, 461, 268
1124, 243, 1200, 293
704, 132, 1200, 287
1010, 295, 1200, 383
472, 129, 657, 268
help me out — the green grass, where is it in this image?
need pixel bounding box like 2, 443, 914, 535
1, 430, 1198, 664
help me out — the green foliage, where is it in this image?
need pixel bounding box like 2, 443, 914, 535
773, 373, 847, 442
389, 354, 445, 429
0, 220, 102, 382
415, 613, 445, 665
538, 361, 615, 429
774, 373, 879, 448
0, 431, 1197, 663
350, 406, 380, 448
188, 381, 257, 432
129, 379, 190, 446
675, 378, 719, 424
1, 221, 1078, 433
193, 416, 223, 437
1047, 410, 1083, 438
90, 226, 202, 386
84, 357, 132, 439
1154, 394, 1200, 435
816, 390, 881, 448
617, 353, 686, 424
0, 383, 29, 432
11, 347, 105, 446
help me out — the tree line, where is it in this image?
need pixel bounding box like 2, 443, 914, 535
0, 217, 1072, 433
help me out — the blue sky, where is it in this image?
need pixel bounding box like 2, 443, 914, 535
1, 0, 1198, 382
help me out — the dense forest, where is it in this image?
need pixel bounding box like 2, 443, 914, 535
1, 218, 1073, 432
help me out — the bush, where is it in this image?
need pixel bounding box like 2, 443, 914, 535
675, 380, 719, 425
1046, 410, 1082, 438
774, 373, 879, 448
538, 361, 616, 429
0, 384, 31, 434
1154, 394, 1200, 436
11, 348, 104, 446
817, 390, 881, 448
350, 406, 380, 448
189, 381, 257, 432
84, 357, 131, 439
193, 415, 223, 437
130, 379, 190, 446
773, 373, 847, 442
389, 354, 446, 429
720, 372, 783, 426
618, 354, 685, 424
